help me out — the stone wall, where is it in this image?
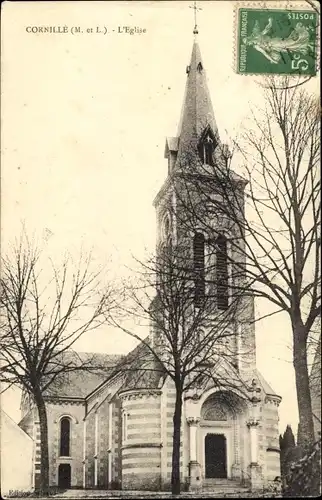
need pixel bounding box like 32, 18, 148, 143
261, 398, 281, 482
46, 400, 85, 488
161, 379, 186, 491
120, 390, 162, 491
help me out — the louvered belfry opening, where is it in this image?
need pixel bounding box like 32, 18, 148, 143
197, 128, 216, 167
204, 137, 214, 166
216, 234, 229, 310
193, 232, 205, 305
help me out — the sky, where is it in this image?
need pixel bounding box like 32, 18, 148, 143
1, 0, 319, 433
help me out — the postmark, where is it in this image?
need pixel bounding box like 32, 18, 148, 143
236, 8, 318, 75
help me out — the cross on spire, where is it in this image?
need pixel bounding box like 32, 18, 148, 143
189, 1, 202, 35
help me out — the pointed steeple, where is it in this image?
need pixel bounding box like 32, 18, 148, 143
177, 39, 219, 141
165, 36, 221, 171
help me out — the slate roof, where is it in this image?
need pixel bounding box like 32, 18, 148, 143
164, 136, 179, 158
117, 339, 166, 392
256, 369, 280, 398
43, 341, 165, 400
44, 351, 123, 399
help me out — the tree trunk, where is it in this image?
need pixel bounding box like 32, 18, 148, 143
292, 325, 315, 451
171, 387, 183, 495
34, 390, 50, 495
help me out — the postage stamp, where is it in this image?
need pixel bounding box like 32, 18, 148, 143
237, 8, 318, 75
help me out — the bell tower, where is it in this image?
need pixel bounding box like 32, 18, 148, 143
153, 28, 257, 376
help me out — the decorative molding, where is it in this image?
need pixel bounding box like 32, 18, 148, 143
56, 456, 73, 462
249, 461, 260, 467
247, 417, 260, 428
265, 395, 282, 406
248, 378, 262, 404
184, 391, 201, 402
44, 396, 84, 406
121, 443, 162, 450
266, 447, 281, 453
186, 417, 200, 426
119, 389, 162, 401
54, 414, 79, 424
200, 420, 231, 428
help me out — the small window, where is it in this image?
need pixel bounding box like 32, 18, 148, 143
122, 411, 128, 443
216, 234, 229, 310
60, 418, 71, 457
197, 61, 203, 73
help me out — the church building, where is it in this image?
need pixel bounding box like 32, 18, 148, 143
19, 29, 281, 493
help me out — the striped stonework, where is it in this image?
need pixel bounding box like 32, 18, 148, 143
120, 389, 162, 491
112, 397, 122, 487
261, 398, 281, 481
85, 412, 95, 487
163, 382, 185, 490
97, 399, 109, 488
160, 386, 168, 488
34, 420, 41, 489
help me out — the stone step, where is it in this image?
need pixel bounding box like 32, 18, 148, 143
202, 487, 249, 492
201, 479, 249, 494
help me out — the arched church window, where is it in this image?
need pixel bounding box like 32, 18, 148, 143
193, 233, 205, 306
60, 417, 71, 457
216, 234, 229, 310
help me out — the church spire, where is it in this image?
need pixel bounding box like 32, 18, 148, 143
164, 12, 221, 173
175, 37, 220, 168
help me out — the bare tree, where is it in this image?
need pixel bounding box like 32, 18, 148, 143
0, 236, 115, 494
170, 78, 320, 454
111, 242, 254, 495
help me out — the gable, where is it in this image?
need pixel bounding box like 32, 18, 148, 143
256, 370, 280, 398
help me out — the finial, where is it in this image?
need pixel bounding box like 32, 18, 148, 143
190, 1, 202, 36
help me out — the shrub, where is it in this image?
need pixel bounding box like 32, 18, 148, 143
283, 438, 321, 497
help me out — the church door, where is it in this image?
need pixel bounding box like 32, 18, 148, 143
205, 433, 227, 478
58, 463, 71, 489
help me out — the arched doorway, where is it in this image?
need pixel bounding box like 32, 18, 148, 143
200, 390, 247, 480
205, 433, 227, 478
58, 463, 71, 489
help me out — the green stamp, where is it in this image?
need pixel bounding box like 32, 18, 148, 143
237, 9, 317, 75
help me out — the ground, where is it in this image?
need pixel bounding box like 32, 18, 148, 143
7, 488, 282, 499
